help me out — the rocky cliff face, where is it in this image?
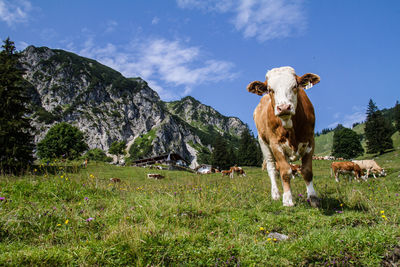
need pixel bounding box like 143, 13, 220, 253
20, 46, 248, 167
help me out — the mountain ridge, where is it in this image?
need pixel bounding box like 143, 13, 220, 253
19, 45, 248, 167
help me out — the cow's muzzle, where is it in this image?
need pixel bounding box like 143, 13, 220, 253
276, 104, 294, 117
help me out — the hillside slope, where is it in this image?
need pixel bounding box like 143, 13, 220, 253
314, 123, 399, 157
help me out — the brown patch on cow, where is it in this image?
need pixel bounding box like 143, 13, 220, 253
109, 177, 121, 183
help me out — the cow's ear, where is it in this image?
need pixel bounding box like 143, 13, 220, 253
247, 81, 269, 95
297, 73, 320, 89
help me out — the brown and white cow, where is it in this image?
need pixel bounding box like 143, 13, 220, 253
221, 170, 232, 176
229, 166, 246, 178
352, 160, 386, 178
247, 66, 320, 207
331, 161, 364, 182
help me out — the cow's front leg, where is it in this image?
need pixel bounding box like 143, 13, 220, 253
259, 137, 280, 200
275, 160, 294, 207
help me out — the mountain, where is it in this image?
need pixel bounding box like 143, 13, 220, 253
19, 46, 248, 167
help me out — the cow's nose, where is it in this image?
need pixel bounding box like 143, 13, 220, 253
277, 104, 292, 114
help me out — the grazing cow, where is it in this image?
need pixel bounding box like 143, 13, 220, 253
109, 177, 121, 183
229, 166, 246, 178
331, 161, 364, 182
247, 66, 320, 207
352, 160, 386, 178
289, 164, 302, 179
268, 161, 301, 180
221, 170, 232, 176
147, 173, 165, 179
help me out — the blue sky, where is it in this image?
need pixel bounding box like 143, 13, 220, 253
1, 0, 400, 134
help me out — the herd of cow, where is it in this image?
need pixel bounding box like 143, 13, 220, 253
331, 159, 386, 182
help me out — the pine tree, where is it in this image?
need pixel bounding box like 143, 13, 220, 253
332, 127, 364, 159
0, 38, 35, 173
394, 100, 400, 133
211, 134, 231, 170
237, 128, 262, 166
364, 99, 393, 154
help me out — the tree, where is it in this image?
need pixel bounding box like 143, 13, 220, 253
237, 128, 262, 166
364, 99, 393, 154
37, 122, 88, 160
210, 134, 231, 170
108, 140, 127, 163
197, 146, 212, 165
84, 148, 112, 162
332, 127, 364, 159
0, 37, 35, 173
394, 100, 400, 133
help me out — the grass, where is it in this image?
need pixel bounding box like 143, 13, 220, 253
1, 154, 400, 266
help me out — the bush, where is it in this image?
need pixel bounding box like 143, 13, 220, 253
84, 148, 112, 162
37, 122, 88, 160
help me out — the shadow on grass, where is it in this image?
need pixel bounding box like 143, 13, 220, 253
317, 196, 369, 216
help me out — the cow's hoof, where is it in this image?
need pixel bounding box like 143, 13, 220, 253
282, 191, 294, 206
283, 201, 295, 207
307, 196, 320, 208
271, 190, 280, 200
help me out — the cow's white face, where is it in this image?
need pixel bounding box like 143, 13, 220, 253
266, 67, 298, 128
247, 66, 320, 129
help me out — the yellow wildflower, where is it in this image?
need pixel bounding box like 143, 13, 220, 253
267, 238, 272, 242
65, 219, 69, 224
260, 227, 265, 231
57, 224, 61, 226
380, 210, 384, 214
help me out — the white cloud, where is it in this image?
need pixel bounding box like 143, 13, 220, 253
76, 37, 237, 100
16, 40, 29, 50
105, 20, 118, 33
176, 0, 306, 41
0, 0, 32, 26
151, 17, 160, 25
328, 106, 366, 129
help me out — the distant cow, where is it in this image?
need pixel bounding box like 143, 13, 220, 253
331, 161, 364, 182
221, 170, 232, 177
270, 161, 301, 180
109, 177, 121, 183
147, 173, 165, 179
229, 166, 246, 178
352, 160, 386, 178
289, 164, 302, 179
248, 66, 320, 207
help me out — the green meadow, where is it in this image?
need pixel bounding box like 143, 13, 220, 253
1, 150, 399, 266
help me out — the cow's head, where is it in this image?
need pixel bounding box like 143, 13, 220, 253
247, 66, 320, 128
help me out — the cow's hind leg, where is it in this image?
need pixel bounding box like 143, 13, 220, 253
259, 137, 280, 201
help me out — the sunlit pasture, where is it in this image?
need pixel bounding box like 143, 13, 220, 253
0, 152, 399, 266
